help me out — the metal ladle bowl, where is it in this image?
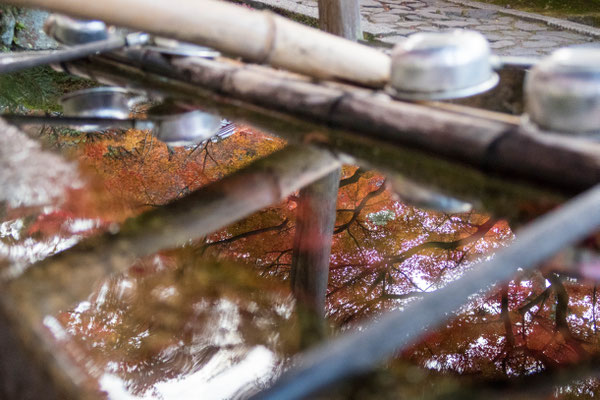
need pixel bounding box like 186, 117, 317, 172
525, 46, 600, 134
388, 30, 499, 101
44, 14, 111, 45
146, 102, 223, 146
59, 87, 148, 131
60, 87, 145, 119
59, 90, 224, 145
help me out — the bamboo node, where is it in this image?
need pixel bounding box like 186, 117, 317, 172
257, 11, 277, 65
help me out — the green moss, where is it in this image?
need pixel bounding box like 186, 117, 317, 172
0, 66, 95, 112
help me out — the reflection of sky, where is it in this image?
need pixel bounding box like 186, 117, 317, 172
0, 215, 103, 278
100, 346, 276, 400
0, 121, 79, 208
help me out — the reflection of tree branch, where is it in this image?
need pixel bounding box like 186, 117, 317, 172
347, 228, 367, 263
423, 242, 476, 292
386, 218, 497, 265
334, 180, 387, 234
207, 219, 289, 247
328, 219, 497, 298
547, 273, 589, 357
205, 142, 221, 168
262, 248, 293, 276
392, 267, 426, 293
517, 287, 550, 315
500, 285, 515, 374
339, 168, 366, 188
340, 291, 424, 325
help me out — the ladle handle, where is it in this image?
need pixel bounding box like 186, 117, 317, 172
0, 33, 148, 74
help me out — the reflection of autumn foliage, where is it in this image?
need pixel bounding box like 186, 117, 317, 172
405, 272, 600, 380
203, 166, 514, 326
16, 123, 600, 398
68, 126, 286, 222
4, 125, 285, 249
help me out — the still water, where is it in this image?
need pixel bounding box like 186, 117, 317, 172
1, 95, 599, 399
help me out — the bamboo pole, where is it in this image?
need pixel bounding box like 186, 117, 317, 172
252, 183, 600, 400
5, 0, 390, 87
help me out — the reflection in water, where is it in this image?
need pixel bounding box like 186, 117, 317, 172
0, 120, 79, 208
2, 117, 600, 399
58, 255, 297, 399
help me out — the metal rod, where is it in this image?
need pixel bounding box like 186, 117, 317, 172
0, 33, 147, 74
1, 114, 143, 129
254, 183, 600, 400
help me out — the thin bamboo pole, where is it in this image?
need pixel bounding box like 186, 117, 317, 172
5, 0, 390, 87
291, 168, 341, 347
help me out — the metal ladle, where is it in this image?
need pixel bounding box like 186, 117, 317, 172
387, 30, 540, 101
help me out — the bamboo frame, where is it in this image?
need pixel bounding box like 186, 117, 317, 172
0, 3, 598, 396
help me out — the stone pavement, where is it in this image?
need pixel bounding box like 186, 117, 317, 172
245, 0, 600, 56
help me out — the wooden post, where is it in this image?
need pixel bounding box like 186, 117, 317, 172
318, 0, 363, 41
290, 168, 341, 347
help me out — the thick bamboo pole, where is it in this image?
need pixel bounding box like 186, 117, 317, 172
6, 0, 390, 87
253, 183, 600, 400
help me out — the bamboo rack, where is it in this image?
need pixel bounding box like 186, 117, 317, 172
5, 0, 390, 87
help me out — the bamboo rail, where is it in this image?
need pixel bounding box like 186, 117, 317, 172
5, 0, 390, 87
